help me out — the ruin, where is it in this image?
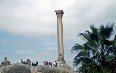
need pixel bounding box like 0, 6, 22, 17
55, 10, 66, 64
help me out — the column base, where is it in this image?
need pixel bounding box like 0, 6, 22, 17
57, 60, 66, 64
56, 60, 77, 73
56, 60, 72, 70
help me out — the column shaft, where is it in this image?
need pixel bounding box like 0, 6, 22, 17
57, 17, 64, 61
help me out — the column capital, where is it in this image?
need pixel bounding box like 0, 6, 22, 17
55, 10, 64, 18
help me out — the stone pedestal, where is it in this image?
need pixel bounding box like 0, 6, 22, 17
57, 60, 66, 66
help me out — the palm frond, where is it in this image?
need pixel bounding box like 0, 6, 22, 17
77, 51, 89, 57
90, 24, 98, 33
79, 33, 91, 41
71, 43, 84, 52
100, 24, 114, 38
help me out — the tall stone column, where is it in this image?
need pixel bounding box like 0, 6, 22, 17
55, 10, 65, 64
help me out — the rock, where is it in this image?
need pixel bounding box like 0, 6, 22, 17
31, 65, 61, 73
30, 65, 77, 73
0, 63, 31, 73
57, 63, 77, 73
0, 63, 77, 73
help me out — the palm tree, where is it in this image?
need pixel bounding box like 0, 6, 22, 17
72, 23, 116, 73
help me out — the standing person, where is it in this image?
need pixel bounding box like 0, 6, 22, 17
26, 59, 31, 65
1, 57, 11, 66
53, 61, 55, 67
55, 61, 57, 67
49, 62, 52, 67
21, 59, 23, 64
46, 61, 48, 66
53, 61, 57, 67
44, 61, 46, 66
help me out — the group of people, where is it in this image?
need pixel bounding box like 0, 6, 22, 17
21, 59, 38, 66
44, 61, 52, 67
1, 57, 58, 67
44, 61, 57, 67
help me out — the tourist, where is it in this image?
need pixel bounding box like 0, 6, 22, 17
53, 61, 57, 67
44, 61, 46, 66
46, 61, 48, 66
26, 59, 31, 65
1, 57, 11, 66
44, 61, 46, 65
21, 59, 26, 64
49, 61, 52, 67
32, 61, 38, 66
21, 59, 23, 64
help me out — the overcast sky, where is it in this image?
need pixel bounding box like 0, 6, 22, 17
0, 0, 116, 67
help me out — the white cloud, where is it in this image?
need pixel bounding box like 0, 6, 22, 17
0, 0, 56, 36
63, 0, 116, 39
0, 0, 116, 37
52, 0, 75, 10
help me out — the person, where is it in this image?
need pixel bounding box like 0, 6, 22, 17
53, 61, 57, 67
46, 61, 48, 66
21, 59, 23, 64
32, 61, 38, 66
1, 57, 11, 66
26, 59, 31, 65
49, 62, 52, 67
21, 59, 26, 64
44, 61, 46, 65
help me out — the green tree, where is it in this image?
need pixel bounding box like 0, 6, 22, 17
72, 23, 116, 73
